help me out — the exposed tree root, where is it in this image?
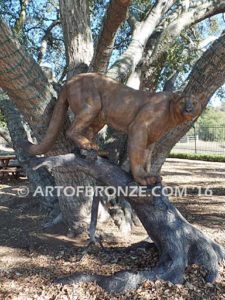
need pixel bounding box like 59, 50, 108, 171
32, 154, 225, 293
54, 215, 224, 293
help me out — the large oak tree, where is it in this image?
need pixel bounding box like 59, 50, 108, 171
0, 0, 225, 291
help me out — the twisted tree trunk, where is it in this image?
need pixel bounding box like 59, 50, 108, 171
32, 153, 225, 293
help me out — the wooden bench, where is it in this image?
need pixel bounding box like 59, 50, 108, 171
0, 155, 22, 179
0, 167, 22, 178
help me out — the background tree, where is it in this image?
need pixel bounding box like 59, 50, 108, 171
193, 107, 225, 141
0, 0, 225, 289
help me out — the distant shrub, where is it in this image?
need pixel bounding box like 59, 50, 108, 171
169, 152, 225, 162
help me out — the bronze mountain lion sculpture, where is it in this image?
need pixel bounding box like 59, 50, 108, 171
25, 73, 201, 185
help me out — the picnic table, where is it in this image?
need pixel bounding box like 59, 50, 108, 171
0, 155, 22, 178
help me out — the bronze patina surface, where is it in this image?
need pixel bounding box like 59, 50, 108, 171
26, 73, 201, 185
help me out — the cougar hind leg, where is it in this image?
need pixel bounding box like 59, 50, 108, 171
84, 116, 105, 144
66, 104, 101, 150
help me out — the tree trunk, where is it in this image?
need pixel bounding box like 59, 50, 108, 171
0, 98, 58, 213
0, 13, 131, 236
150, 32, 225, 176
56, 0, 102, 235
0, 19, 94, 234
59, 0, 93, 77
32, 154, 225, 293
59, 0, 134, 235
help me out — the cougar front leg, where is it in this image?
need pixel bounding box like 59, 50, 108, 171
145, 143, 155, 173
128, 124, 156, 186
66, 105, 100, 150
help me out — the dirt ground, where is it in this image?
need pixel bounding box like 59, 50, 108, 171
0, 158, 225, 299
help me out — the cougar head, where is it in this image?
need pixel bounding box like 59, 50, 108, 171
176, 95, 202, 121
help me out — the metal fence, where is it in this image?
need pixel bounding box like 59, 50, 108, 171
172, 126, 225, 155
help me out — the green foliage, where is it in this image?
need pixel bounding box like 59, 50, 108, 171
167, 35, 198, 73
159, 31, 201, 90
158, 14, 225, 91
195, 108, 225, 141
187, 108, 225, 142
197, 108, 225, 128
169, 152, 225, 162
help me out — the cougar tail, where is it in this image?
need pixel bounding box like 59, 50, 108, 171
27, 86, 68, 155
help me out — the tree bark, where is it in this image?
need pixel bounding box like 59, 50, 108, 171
59, 0, 93, 77
107, 0, 177, 82
0, 19, 92, 234
59, 0, 134, 235
37, 20, 61, 64
32, 153, 225, 293
91, 0, 131, 73
0, 98, 58, 212
141, 0, 225, 91
57, 0, 105, 235
150, 32, 225, 175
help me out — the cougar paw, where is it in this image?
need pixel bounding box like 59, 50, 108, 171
145, 175, 162, 185
145, 176, 158, 185
134, 172, 162, 186
89, 143, 99, 151
81, 143, 99, 151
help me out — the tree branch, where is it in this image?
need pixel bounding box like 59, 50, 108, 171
154, 0, 225, 62
142, 0, 225, 90
37, 20, 60, 64
151, 32, 225, 174
0, 18, 72, 154
163, 71, 179, 91
32, 153, 131, 187
107, 0, 177, 82
14, 0, 30, 33
127, 13, 138, 31
91, 0, 131, 73
0, 19, 51, 125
